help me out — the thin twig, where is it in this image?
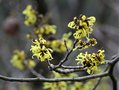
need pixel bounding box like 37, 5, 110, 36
64, 40, 69, 52
28, 67, 44, 78
54, 40, 78, 68
92, 78, 102, 90
47, 60, 86, 74
24, 61, 44, 78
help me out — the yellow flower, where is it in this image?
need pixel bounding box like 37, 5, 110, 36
43, 72, 78, 90
62, 32, 72, 41
68, 15, 96, 39
92, 49, 105, 64
76, 49, 105, 74
87, 16, 96, 26
30, 37, 53, 62
50, 39, 72, 53
50, 40, 66, 53
11, 50, 26, 70
34, 24, 56, 35
11, 50, 36, 70
73, 38, 97, 51
44, 81, 67, 90
47, 32, 72, 53
73, 28, 87, 39
68, 17, 80, 29
69, 82, 83, 90
27, 59, 36, 68
22, 5, 37, 26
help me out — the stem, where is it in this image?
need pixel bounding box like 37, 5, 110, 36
109, 64, 117, 90
108, 55, 119, 90
55, 40, 78, 68
110, 76, 117, 90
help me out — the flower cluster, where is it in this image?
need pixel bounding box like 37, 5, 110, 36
27, 59, 36, 68
69, 80, 95, 90
49, 40, 68, 53
11, 50, 35, 70
67, 15, 105, 74
68, 15, 96, 39
11, 50, 26, 70
46, 32, 73, 53
76, 49, 105, 74
43, 72, 78, 90
22, 5, 37, 26
22, 5, 72, 53
30, 36, 53, 61
73, 38, 97, 50
44, 80, 67, 90
34, 24, 56, 35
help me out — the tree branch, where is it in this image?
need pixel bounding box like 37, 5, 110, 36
108, 55, 119, 90
57, 40, 77, 67
48, 40, 78, 69
28, 67, 45, 78
0, 72, 108, 82
47, 60, 86, 74
64, 40, 69, 52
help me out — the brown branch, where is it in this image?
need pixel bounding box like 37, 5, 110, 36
0, 72, 108, 82
108, 55, 119, 90
57, 40, 78, 66
109, 64, 117, 90
49, 40, 78, 69
64, 40, 69, 52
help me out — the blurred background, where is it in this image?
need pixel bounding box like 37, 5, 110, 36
0, 0, 119, 90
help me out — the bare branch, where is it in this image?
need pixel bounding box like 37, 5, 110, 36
0, 72, 108, 82
53, 40, 78, 68
108, 55, 119, 90
24, 61, 44, 78
28, 67, 45, 78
